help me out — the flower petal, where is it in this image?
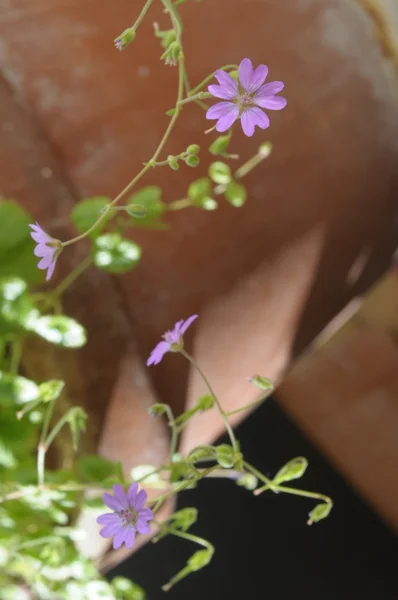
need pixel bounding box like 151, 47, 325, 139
127, 482, 139, 507
113, 526, 129, 550
37, 254, 53, 271
215, 105, 239, 133
138, 507, 153, 520
100, 521, 123, 538
103, 492, 121, 511
213, 70, 238, 98
180, 314, 198, 335
97, 513, 120, 526
46, 259, 57, 281
240, 107, 270, 137
208, 84, 237, 100
147, 340, 170, 366
171, 319, 185, 339
206, 101, 236, 121
254, 94, 287, 110
238, 58, 253, 92
248, 64, 269, 93
136, 517, 151, 535
113, 484, 128, 510
255, 81, 285, 97
34, 244, 51, 258
133, 489, 148, 511
124, 526, 136, 549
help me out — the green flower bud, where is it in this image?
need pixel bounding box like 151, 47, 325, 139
114, 28, 136, 51
161, 41, 182, 66
185, 155, 200, 168
187, 144, 200, 155
209, 135, 230, 156
167, 155, 180, 171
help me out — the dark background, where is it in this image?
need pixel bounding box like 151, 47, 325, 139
109, 399, 398, 599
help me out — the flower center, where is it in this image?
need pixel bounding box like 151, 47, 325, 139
240, 92, 253, 106
118, 509, 137, 525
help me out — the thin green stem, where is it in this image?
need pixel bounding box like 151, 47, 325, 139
63, 53, 185, 248
180, 349, 238, 452
235, 143, 273, 180
162, 405, 178, 463
37, 398, 57, 485
151, 465, 217, 514
9, 337, 23, 375
132, 0, 154, 31
44, 412, 71, 451
189, 64, 238, 96
13, 536, 59, 552
225, 398, 264, 417
171, 529, 213, 551
243, 461, 278, 493
52, 255, 92, 299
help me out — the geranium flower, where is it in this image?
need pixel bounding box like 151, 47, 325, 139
206, 58, 287, 137
29, 222, 62, 281
147, 314, 198, 366
97, 483, 153, 550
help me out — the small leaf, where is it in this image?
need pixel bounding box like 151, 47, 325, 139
187, 445, 215, 463
33, 315, 87, 348
111, 577, 145, 600
0, 372, 39, 407
209, 135, 230, 156
78, 454, 118, 482
0, 277, 39, 335
130, 464, 164, 488
308, 502, 333, 525
273, 457, 308, 485
38, 380, 65, 403
127, 186, 165, 228
148, 403, 168, 417
93, 233, 142, 274
69, 197, 112, 239
224, 181, 247, 207
0, 200, 41, 283
208, 161, 232, 185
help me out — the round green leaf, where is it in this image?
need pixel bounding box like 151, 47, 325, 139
225, 181, 247, 207
127, 186, 165, 228
0, 372, 39, 407
69, 197, 111, 238
93, 234, 142, 274
33, 315, 87, 348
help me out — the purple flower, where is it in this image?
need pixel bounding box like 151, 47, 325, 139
97, 483, 153, 550
29, 222, 61, 281
206, 58, 287, 137
147, 314, 198, 366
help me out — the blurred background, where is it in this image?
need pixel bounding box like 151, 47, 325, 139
1, 0, 398, 597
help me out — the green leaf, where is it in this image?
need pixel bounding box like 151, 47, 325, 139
187, 445, 215, 463
32, 315, 87, 348
187, 178, 217, 210
208, 161, 232, 185
0, 440, 17, 468
93, 233, 142, 274
130, 465, 164, 488
0, 200, 41, 284
224, 181, 247, 207
0, 372, 39, 407
38, 380, 64, 403
308, 502, 333, 524
111, 577, 146, 600
66, 407, 87, 451
127, 186, 166, 228
273, 457, 308, 485
0, 277, 39, 335
78, 455, 118, 483
148, 403, 168, 417
69, 197, 112, 239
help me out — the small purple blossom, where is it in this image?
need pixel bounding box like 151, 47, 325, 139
29, 222, 61, 281
206, 58, 287, 137
97, 483, 153, 550
147, 314, 198, 366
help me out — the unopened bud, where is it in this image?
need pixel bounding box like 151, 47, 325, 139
186, 144, 200, 155
114, 28, 136, 51
161, 41, 182, 66
185, 155, 200, 168
167, 155, 179, 171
